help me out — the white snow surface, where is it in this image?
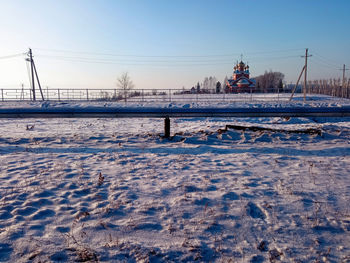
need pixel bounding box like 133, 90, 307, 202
1, 95, 350, 262
0, 93, 350, 110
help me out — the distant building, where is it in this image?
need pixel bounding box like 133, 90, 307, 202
226, 61, 256, 93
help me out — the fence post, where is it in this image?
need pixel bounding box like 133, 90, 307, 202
164, 117, 170, 138
86, 89, 89, 101
1, 89, 3, 101
58, 89, 60, 101
46, 87, 49, 100
169, 89, 171, 102
142, 89, 144, 102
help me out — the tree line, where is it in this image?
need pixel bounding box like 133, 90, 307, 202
114, 71, 350, 99
306, 78, 350, 98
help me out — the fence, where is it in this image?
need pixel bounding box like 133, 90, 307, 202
1, 87, 350, 103
0, 87, 305, 103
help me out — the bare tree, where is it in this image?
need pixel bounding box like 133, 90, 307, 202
255, 71, 285, 93
203, 77, 209, 93
117, 72, 134, 102
216, 81, 221, 93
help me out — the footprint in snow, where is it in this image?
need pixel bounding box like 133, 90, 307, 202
222, 191, 239, 201
246, 202, 266, 220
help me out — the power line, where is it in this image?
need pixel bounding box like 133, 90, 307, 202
34, 48, 240, 58
33, 47, 304, 58
0, 52, 26, 60
247, 55, 301, 61
244, 48, 304, 55
311, 51, 341, 68
35, 54, 301, 67
36, 54, 237, 63
310, 57, 339, 70
37, 54, 301, 62
35, 57, 234, 66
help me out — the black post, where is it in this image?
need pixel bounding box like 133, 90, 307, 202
164, 117, 170, 138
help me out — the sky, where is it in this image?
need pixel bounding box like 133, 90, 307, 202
0, 0, 349, 90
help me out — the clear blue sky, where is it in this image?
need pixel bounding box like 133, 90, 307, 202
0, 0, 349, 90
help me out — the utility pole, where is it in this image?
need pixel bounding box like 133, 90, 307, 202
340, 64, 349, 98
26, 48, 45, 101
29, 48, 36, 101
301, 48, 312, 102
289, 65, 305, 101
289, 48, 312, 102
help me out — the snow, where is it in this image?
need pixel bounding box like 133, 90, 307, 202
1, 94, 350, 262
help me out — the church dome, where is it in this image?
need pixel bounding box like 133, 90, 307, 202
237, 79, 250, 86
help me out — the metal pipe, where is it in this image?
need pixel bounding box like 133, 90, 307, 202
0, 106, 349, 118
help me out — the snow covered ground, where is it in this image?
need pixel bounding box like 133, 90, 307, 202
1, 95, 350, 262
1, 93, 350, 109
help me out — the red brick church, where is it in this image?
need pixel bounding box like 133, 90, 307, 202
226, 60, 256, 93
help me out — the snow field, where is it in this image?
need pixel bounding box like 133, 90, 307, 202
0, 98, 350, 262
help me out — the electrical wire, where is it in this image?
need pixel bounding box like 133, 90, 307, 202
35, 57, 234, 66
0, 53, 26, 60
244, 48, 304, 55
34, 48, 240, 58
311, 50, 341, 69
36, 54, 237, 63
35, 54, 301, 67
246, 55, 301, 62
29, 47, 305, 68
33, 47, 304, 59
0, 48, 340, 89
310, 56, 339, 70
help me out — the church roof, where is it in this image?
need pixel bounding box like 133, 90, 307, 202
237, 79, 250, 85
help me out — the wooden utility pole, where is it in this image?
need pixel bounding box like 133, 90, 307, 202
301, 48, 312, 102
32, 60, 45, 100
289, 65, 305, 101
29, 49, 36, 101
341, 64, 349, 98
289, 48, 312, 102
27, 48, 44, 101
